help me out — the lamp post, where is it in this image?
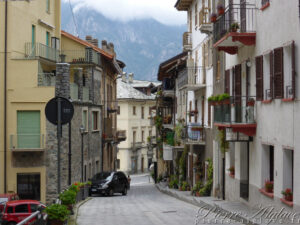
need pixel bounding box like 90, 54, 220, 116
80, 125, 85, 182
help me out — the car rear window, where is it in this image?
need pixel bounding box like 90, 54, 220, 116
15, 204, 29, 213
0, 198, 8, 204
7, 206, 13, 213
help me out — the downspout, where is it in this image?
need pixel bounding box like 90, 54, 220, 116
4, 0, 8, 193
102, 66, 106, 172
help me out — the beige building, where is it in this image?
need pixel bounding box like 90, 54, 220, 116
117, 73, 158, 174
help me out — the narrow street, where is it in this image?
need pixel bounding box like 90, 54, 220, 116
77, 174, 229, 225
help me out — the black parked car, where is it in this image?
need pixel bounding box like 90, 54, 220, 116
90, 171, 129, 196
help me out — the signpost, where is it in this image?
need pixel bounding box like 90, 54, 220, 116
45, 97, 74, 194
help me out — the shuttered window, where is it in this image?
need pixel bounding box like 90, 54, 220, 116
255, 56, 264, 101
274, 47, 284, 98
270, 51, 274, 99
17, 111, 41, 148
234, 64, 241, 101
225, 70, 230, 94
291, 41, 296, 99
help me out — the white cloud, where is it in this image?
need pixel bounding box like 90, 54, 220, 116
65, 0, 187, 26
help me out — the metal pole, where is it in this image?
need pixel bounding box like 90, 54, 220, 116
81, 133, 84, 182
68, 122, 72, 185
4, 0, 8, 193
57, 97, 62, 194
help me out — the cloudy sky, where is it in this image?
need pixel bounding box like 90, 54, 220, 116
64, 0, 187, 26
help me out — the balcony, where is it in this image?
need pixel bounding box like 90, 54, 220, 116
199, 7, 213, 34
107, 101, 118, 113
159, 106, 174, 129
213, 4, 256, 55
10, 134, 45, 152
178, 67, 206, 91
103, 118, 114, 142
162, 78, 175, 98
38, 72, 55, 86
213, 96, 256, 136
25, 42, 59, 62
62, 48, 102, 66
116, 130, 126, 142
131, 142, 143, 151
184, 124, 205, 145
183, 32, 192, 52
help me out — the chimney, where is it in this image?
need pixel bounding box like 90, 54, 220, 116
128, 73, 133, 83
86, 35, 92, 42
122, 72, 127, 82
91, 39, 99, 47
102, 40, 108, 52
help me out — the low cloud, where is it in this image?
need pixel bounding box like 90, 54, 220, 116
65, 0, 187, 26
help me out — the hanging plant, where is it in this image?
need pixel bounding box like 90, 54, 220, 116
217, 129, 229, 153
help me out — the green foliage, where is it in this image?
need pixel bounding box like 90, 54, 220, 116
181, 181, 188, 191
192, 181, 203, 192
208, 96, 214, 102
208, 93, 230, 102
230, 22, 239, 30
150, 171, 155, 180
59, 190, 76, 205
168, 175, 179, 189
147, 136, 151, 143
175, 121, 184, 146
154, 116, 162, 129
179, 146, 188, 181
45, 204, 70, 222
157, 175, 163, 182
157, 90, 162, 96
166, 131, 175, 146
198, 158, 213, 196
217, 129, 229, 154
69, 184, 80, 193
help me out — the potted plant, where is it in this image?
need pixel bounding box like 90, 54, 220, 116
219, 93, 230, 105
45, 204, 70, 225
282, 188, 293, 202
264, 180, 273, 193
247, 98, 255, 106
228, 166, 235, 176
210, 13, 217, 23
208, 95, 217, 106
59, 190, 76, 213
217, 3, 225, 16
230, 22, 239, 32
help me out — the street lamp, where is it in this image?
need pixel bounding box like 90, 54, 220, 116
80, 125, 85, 182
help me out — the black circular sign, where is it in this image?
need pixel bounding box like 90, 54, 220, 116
45, 97, 74, 125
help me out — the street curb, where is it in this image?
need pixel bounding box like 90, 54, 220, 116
68, 197, 92, 225
155, 184, 258, 225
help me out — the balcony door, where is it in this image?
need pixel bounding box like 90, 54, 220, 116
240, 0, 246, 32
17, 111, 40, 149
234, 65, 242, 123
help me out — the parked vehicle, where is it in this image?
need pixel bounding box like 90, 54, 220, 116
0, 200, 45, 225
90, 171, 129, 196
0, 194, 19, 213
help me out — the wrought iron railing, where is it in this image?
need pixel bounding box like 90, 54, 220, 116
62, 48, 102, 66
200, 7, 211, 25
117, 130, 126, 140
184, 124, 205, 143
183, 32, 192, 49
178, 67, 205, 89
213, 96, 256, 124
25, 42, 59, 62
38, 73, 55, 86
213, 4, 256, 43
10, 134, 44, 150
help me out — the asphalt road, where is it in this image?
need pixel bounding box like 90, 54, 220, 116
77, 174, 242, 225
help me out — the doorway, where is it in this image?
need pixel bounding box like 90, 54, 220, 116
17, 173, 40, 200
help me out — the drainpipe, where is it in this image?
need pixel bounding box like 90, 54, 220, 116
4, 0, 8, 193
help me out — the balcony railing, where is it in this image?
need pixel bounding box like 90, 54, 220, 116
117, 130, 126, 141
10, 134, 45, 151
62, 48, 102, 66
213, 4, 256, 44
213, 96, 256, 124
184, 124, 205, 144
131, 142, 143, 151
178, 67, 206, 90
200, 7, 211, 25
38, 72, 55, 86
25, 42, 59, 62
183, 32, 192, 51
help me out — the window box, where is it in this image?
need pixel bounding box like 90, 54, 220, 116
259, 188, 274, 199
260, 2, 270, 11
280, 198, 293, 207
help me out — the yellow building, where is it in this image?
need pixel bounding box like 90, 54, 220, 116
0, 0, 61, 202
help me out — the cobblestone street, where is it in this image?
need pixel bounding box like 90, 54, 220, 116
77, 174, 231, 225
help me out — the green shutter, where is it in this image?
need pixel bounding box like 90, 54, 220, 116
82, 111, 87, 130
17, 111, 41, 148
46, 32, 49, 46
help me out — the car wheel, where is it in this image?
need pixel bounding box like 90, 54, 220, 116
7, 222, 17, 225
109, 189, 114, 197
122, 187, 127, 196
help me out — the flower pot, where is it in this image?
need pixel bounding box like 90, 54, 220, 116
47, 219, 65, 225
196, 192, 201, 197
191, 127, 202, 131
187, 186, 190, 191
247, 101, 255, 106
179, 187, 183, 191
265, 187, 273, 193
211, 16, 217, 23
218, 8, 225, 16
230, 171, 235, 176
285, 195, 293, 202
222, 99, 230, 105
231, 28, 237, 32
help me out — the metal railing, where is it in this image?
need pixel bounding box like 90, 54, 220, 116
178, 67, 205, 89
183, 32, 192, 49
200, 7, 211, 25
38, 73, 55, 86
131, 142, 143, 151
10, 134, 44, 150
213, 96, 256, 124
184, 124, 205, 143
16, 206, 47, 225
213, 4, 256, 43
62, 48, 102, 66
162, 78, 175, 91
117, 130, 126, 140
25, 42, 59, 62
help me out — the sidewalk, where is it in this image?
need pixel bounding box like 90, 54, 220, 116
156, 182, 292, 225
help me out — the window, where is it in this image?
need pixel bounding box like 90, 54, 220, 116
46, 32, 50, 46
283, 149, 294, 193
116, 159, 120, 169
141, 107, 144, 119
17, 111, 41, 149
117, 106, 120, 115
84, 165, 87, 182
46, 0, 50, 13
92, 111, 99, 131
149, 130, 152, 138
17, 174, 40, 200
96, 161, 99, 173
133, 106, 136, 115
256, 55, 264, 101
273, 47, 284, 99
194, 3, 198, 27
31, 25, 35, 45
142, 131, 144, 143
30, 204, 39, 213
82, 110, 88, 131
15, 204, 29, 213
225, 70, 230, 94
133, 131, 136, 143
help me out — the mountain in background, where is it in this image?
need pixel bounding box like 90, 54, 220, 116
61, 2, 185, 81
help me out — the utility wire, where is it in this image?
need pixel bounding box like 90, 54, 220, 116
68, 0, 79, 37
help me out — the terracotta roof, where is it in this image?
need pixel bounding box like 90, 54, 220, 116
61, 30, 113, 60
